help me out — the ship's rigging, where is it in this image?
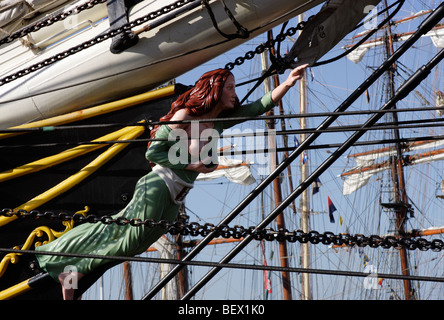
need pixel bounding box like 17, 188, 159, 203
0, 0, 443, 300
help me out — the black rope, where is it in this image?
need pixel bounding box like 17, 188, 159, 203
202, 0, 250, 40
1, 247, 444, 284
239, 0, 406, 103
1, 104, 443, 134
312, 0, 405, 67
2, 116, 444, 149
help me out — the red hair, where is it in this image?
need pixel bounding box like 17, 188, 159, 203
148, 69, 240, 147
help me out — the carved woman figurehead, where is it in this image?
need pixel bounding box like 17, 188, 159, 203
149, 68, 241, 143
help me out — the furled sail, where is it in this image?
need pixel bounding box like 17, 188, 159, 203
0, 0, 71, 37
345, 23, 444, 63
341, 141, 444, 195
196, 156, 256, 185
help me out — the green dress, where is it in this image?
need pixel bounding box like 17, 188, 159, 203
35, 92, 275, 281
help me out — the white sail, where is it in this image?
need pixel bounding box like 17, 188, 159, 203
345, 23, 444, 63
342, 148, 444, 195
196, 156, 256, 185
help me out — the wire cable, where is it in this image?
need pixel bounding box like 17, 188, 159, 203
1, 247, 443, 284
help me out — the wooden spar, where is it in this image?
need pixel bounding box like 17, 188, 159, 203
350, 9, 434, 40
411, 227, 444, 237
213, 162, 249, 170
345, 139, 438, 159
146, 237, 244, 253
345, 25, 444, 49
123, 261, 134, 300
341, 147, 444, 177
349, 9, 434, 41
382, 0, 415, 300
295, 13, 311, 301
261, 47, 292, 300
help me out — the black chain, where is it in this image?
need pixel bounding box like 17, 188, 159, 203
224, 20, 307, 71
2, 208, 443, 252
0, 0, 108, 46
0, 0, 199, 86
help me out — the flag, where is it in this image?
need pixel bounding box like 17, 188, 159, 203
260, 241, 272, 299
294, 137, 300, 147
365, 89, 370, 104
312, 177, 322, 195
302, 152, 308, 164
363, 254, 370, 267
328, 196, 337, 223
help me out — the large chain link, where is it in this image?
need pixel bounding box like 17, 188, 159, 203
224, 20, 307, 71
2, 208, 443, 252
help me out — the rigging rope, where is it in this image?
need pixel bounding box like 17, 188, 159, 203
4, 133, 444, 155
1, 247, 444, 284
2, 116, 444, 149
202, 0, 250, 40
1, 103, 444, 133
312, 0, 405, 67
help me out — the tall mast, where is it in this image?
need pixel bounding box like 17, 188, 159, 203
382, 0, 415, 300
298, 13, 311, 300
123, 261, 134, 300
261, 48, 292, 300
175, 207, 189, 299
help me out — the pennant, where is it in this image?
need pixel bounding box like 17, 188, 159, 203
312, 177, 322, 195
302, 152, 308, 164
365, 89, 370, 104
328, 196, 337, 223
339, 215, 343, 226
363, 254, 370, 267
260, 241, 272, 299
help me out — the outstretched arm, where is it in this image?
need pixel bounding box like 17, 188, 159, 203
271, 64, 308, 104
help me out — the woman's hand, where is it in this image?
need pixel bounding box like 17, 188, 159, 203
271, 64, 309, 104
284, 64, 309, 87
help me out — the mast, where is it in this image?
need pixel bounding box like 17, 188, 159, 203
123, 261, 134, 300
382, 0, 415, 300
297, 13, 311, 301
261, 49, 292, 300
175, 207, 189, 299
